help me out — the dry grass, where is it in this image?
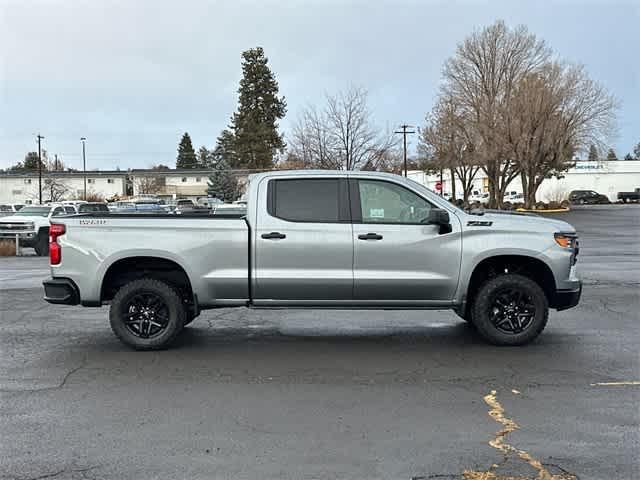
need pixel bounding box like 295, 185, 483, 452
0, 239, 17, 256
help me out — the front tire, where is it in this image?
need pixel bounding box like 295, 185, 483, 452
471, 274, 548, 346
109, 278, 186, 350
34, 231, 49, 256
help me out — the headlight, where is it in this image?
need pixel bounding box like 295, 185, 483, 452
554, 232, 577, 248
555, 232, 579, 264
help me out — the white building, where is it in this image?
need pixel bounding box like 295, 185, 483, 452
408, 160, 640, 202
0, 168, 251, 204
0, 170, 128, 204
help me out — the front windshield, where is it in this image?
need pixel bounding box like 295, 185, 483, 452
13, 206, 51, 217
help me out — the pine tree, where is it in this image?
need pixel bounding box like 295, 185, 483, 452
624, 153, 634, 161
212, 129, 236, 165
206, 158, 239, 202
229, 47, 286, 170
606, 148, 618, 161
197, 146, 213, 168
176, 132, 197, 169
587, 144, 599, 162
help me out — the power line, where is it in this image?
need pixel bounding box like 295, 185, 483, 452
394, 124, 415, 177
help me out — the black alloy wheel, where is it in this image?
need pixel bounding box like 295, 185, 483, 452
488, 287, 536, 334
123, 292, 170, 339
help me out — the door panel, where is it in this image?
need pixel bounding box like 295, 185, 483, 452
351, 179, 461, 302
254, 177, 353, 301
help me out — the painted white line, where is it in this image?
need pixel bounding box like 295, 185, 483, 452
590, 381, 640, 386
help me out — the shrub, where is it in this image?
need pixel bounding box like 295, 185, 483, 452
548, 201, 561, 209
560, 200, 570, 208
535, 201, 547, 210
502, 201, 514, 210
85, 192, 105, 202
0, 240, 16, 256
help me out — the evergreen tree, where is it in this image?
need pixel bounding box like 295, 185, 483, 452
587, 144, 599, 162
624, 153, 634, 161
176, 132, 197, 168
634, 142, 640, 159
229, 47, 286, 169
606, 148, 618, 161
206, 158, 238, 202
197, 146, 213, 168
212, 129, 236, 165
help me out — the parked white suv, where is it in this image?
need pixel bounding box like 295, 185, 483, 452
0, 204, 71, 255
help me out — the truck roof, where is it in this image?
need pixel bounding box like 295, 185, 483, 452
247, 169, 403, 182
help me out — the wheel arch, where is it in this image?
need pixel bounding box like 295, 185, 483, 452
100, 256, 195, 310
463, 254, 556, 317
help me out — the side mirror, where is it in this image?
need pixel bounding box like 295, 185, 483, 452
426, 208, 450, 225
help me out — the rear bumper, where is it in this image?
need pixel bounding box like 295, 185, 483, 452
43, 277, 80, 305
551, 283, 582, 311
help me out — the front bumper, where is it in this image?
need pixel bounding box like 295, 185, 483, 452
43, 277, 80, 305
551, 283, 582, 311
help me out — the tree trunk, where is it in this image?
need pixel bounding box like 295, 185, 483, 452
449, 168, 456, 201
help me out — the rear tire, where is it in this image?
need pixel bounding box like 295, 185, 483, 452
109, 278, 186, 350
471, 274, 548, 346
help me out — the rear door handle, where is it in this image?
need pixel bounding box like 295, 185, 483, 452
358, 233, 383, 240
261, 232, 286, 240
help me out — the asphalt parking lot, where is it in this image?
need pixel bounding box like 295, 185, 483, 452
1, 205, 638, 480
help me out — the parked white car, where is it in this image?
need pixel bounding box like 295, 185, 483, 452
504, 191, 524, 202
469, 191, 490, 204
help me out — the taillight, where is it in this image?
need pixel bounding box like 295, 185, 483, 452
49, 223, 65, 265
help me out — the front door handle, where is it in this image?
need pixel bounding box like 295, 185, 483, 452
358, 233, 383, 240
261, 232, 286, 240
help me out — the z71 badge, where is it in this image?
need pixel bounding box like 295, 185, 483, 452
79, 219, 107, 225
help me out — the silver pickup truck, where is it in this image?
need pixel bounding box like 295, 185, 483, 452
43, 170, 581, 349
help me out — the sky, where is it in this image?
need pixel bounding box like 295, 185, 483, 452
0, 0, 638, 171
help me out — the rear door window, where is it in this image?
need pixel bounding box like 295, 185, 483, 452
268, 178, 347, 223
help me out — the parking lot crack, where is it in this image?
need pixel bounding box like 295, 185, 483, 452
462, 390, 577, 480
0, 360, 87, 393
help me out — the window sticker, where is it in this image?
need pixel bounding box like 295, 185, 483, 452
369, 208, 385, 218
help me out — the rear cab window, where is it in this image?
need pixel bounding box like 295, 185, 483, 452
267, 178, 349, 223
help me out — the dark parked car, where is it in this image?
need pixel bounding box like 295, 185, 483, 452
568, 190, 610, 205
617, 188, 640, 203
77, 202, 110, 213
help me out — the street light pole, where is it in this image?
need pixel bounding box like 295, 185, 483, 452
37, 134, 44, 204
81, 137, 87, 200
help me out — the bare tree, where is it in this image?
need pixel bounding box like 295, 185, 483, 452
43, 177, 70, 202
290, 86, 399, 170
419, 96, 481, 203
506, 62, 616, 207
442, 20, 551, 207
135, 175, 165, 195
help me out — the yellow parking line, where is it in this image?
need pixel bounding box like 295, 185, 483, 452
591, 381, 640, 386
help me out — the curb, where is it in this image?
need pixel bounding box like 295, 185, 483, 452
515, 207, 570, 213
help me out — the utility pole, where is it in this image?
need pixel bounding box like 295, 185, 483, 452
36, 134, 44, 204
394, 125, 415, 177
80, 137, 87, 200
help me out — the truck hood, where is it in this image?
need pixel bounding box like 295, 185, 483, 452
465, 210, 576, 234
0, 215, 43, 225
